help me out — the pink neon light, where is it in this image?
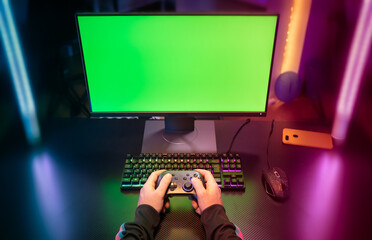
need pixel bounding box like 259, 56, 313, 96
299, 153, 343, 240
332, 0, 372, 140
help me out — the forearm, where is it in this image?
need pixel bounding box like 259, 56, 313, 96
201, 204, 242, 240
116, 204, 160, 240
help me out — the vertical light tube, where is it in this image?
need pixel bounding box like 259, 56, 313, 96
0, 0, 40, 145
281, 0, 313, 73
332, 0, 372, 140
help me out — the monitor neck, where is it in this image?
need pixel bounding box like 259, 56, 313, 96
164, 117, 195, 133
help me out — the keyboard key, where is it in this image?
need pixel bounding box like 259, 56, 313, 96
224, 178, 231, 186
213, 173, 221, 178
223, 173, 232, 178
132, 178, 140, 184
212, 164, 220, 173
122, 178, 131, 184
210, 159, 219, 164
237, 178, 244, 185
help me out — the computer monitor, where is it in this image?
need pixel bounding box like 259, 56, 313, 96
76, 13, 278, 152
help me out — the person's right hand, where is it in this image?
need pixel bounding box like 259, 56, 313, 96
190, 169, 223, 215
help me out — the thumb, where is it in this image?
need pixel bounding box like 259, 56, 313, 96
191, 177, 205, 195
156, 173, 172, 195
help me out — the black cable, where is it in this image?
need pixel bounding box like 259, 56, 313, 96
266, 120, 275, 169
227, 118, 251, 153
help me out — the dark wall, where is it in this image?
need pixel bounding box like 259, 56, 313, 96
1, 0, 371, 147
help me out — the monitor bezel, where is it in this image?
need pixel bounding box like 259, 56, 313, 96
76, 12, 279, 118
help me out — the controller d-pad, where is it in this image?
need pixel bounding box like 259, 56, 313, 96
169, 182, 177, 191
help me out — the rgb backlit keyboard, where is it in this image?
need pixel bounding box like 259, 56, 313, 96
120, 153, 245, 190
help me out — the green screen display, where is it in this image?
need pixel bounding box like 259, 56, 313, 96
77, 15, 277, 114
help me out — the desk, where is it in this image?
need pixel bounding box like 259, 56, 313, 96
1, 119, 371, 240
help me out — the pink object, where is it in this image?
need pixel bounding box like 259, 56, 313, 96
115, 224, 125, 240
332, 0, 372, 141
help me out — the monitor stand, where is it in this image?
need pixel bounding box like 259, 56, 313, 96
141, 119, 217, 153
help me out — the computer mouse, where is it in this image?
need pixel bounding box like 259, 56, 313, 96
262, 167, 289, 201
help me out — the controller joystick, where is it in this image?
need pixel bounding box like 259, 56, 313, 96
156, 170, 205, 197
183, 181, 193, 192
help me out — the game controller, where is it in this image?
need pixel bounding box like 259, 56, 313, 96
156, 170, 206, 197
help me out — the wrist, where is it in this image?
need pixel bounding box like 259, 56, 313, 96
201, 203, 224, 214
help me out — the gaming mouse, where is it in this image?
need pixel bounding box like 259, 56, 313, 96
262, 167, 289, 201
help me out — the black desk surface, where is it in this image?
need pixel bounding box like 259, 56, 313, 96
1, 119, 371, 240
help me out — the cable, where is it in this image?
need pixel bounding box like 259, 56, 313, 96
266, 120, 275, 169
227, 118, 251, 154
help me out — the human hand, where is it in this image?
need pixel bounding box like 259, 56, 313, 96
138, 170, 172, 214
190, 169, 223, 215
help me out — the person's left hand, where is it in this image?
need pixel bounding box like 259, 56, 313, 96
137, 170, 172, 213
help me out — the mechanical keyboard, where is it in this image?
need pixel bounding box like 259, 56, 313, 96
120, 153, 245, 190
